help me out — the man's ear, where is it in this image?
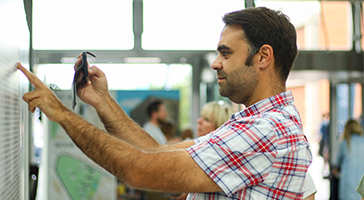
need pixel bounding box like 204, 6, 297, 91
256, 44, 274, 69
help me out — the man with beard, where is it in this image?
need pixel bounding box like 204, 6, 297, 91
143, 100, 168, 144
18, 7, 312, 199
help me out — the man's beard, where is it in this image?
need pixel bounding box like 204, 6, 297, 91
157, 118, 167, 124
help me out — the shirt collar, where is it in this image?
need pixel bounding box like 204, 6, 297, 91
232, 91, 294, 119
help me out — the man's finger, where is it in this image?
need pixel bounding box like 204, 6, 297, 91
23, 90, 46, 104
74, 57, 82, 71
88, 66, 105, 78
28, 98, 40, 113
17, 62, 47, 89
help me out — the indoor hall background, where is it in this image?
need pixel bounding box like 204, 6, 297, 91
5, 0, 364, 199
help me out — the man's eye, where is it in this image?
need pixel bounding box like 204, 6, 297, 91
221, 52, 229, 56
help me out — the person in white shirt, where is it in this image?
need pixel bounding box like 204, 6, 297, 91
143, 99, 168, 144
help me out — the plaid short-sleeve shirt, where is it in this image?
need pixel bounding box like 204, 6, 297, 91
186, 92, 312, 200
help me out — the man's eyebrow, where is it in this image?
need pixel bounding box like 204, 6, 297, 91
216, 45, 230, 52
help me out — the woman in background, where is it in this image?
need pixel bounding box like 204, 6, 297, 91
170, 101, 234, 200
334, 119, 364, 200
197, 101, 234, 137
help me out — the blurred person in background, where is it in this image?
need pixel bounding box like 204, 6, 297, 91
333, 119, 364, 200
170, 100, 234, 200
170, 101, 234, 146
143, 99, 168, 144
180, 128, 193, 141
318, 113, 330, 177
197, 101, 234, 137
160, 118, 177, 141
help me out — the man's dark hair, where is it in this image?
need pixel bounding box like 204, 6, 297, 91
222, 7, 298, 81
146, 99, 164, 118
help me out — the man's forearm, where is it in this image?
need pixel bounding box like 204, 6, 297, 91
94, 94, 162, 150
58, 110, 220, 193
59, 109, 142, 183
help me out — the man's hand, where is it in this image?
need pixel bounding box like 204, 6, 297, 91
17, 62, 68, 123
74, 54, 109, 110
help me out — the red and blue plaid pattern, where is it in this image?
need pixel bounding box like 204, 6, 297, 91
186, 92, 312, 200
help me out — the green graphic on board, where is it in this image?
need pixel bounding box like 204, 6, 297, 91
56, 154, 102, 200
51, 121, 59, 139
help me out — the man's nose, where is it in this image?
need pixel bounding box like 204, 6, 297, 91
211, 57, 222, 71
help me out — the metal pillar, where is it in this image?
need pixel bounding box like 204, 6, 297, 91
191, 56, 203, 136
245, 0, 255, 8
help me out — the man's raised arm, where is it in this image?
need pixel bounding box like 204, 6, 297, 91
17, 62, 221, 193
72, 57, 188, 150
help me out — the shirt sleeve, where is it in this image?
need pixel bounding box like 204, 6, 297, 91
193, 132, 213, 144
186, 120, 277, 197
303, 172, 317, 198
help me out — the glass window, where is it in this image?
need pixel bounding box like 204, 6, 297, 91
35, 63, 192, 130
142, 0, 244, 50
352, 83, 362, 120
336, 83, 349, 136
32, 0, 134, 50
256, 1, 352, 51
35, 63, 192, 90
